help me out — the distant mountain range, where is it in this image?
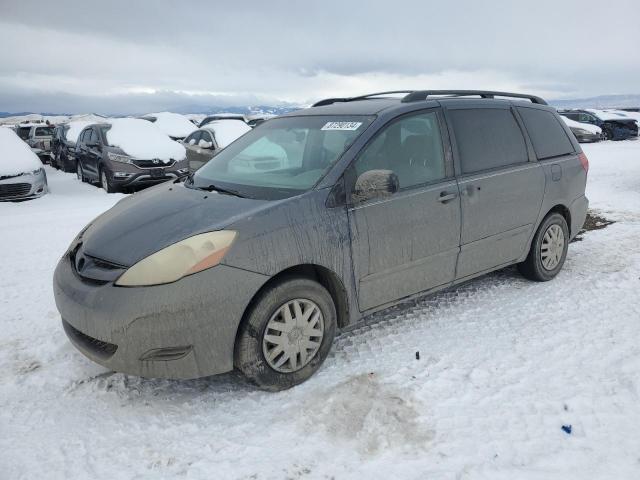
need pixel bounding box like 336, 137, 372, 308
2, 94, 639, 118
169, 105, 302, 116
0, 105, 301, 119
549, 94, 640, 109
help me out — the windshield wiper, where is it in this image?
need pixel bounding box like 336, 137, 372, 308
198, 183, 250, 198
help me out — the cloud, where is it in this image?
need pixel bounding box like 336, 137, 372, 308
1, 0, 639, 113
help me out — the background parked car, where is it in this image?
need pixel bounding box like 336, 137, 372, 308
51, 120, 100, 172
246, 115, 270, 128
0, 127, 48, 201
139, 112, 197, 140
75, 118, 189, 193
559, 109, 638, 140
28, 125, 55, 163
559, 115, 602, 143
199, 113, 248, 128
184, 119, 251, 171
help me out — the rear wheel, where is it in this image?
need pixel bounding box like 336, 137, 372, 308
235, 277, 337, 391
518, 213, 569, 281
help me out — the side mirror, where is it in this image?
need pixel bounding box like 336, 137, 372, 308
352, 169, 399, 203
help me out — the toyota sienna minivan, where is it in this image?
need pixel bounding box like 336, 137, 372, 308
54, 90, 589, 391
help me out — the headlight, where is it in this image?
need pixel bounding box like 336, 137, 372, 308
107, 152, 134, 164
115, 231, 237, 287
575, 128, 590, 135
31, 167, 44, 175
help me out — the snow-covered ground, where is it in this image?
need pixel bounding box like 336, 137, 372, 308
1, 140, 640, 479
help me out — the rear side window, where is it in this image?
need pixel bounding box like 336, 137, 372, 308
449, 108, 528, 174
518, 108, 574, 160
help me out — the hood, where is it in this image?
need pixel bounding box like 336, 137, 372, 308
81, 181, 273, 266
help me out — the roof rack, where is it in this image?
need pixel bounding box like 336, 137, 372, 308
311, 91, 416, 107
401, 90, 548, 105
312, 90, 548, 107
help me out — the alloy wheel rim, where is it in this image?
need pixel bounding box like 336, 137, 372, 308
541, 224, 565, 270
262, 298, 324, 373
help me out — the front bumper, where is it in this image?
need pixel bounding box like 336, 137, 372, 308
53, 252, 269, 379
0, 170, 48, 201
573, 132, 602, 143
112, 171, 186, 187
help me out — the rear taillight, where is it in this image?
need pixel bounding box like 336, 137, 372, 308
578, 152, 589, 174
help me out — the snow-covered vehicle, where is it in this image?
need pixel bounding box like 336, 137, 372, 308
17, 124, 55, 162
559, 115, 602, 143
199, 113, 248, 128
0, 127, 48, 201
139, 112, 197, 140
559, 109, 638, 140
51, 121, 101, 172
183, 119, 251, 171
75, 118, 189, 193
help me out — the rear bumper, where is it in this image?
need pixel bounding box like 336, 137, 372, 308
53, 253, 269, 379
569, 194, 589, 239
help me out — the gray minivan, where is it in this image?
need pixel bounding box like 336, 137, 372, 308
54, 90, 589, 391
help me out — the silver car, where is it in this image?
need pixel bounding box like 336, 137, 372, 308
0, 128, 48, 201
54, 90, 588, 390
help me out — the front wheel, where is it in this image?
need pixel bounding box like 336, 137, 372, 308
235, 277, 337, 391
100, 169, 117, 193
518, 213, 569, 282
604, 128, 614, 140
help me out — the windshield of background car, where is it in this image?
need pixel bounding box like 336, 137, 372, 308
35, 127, 54, 136
190, 115, 373, 198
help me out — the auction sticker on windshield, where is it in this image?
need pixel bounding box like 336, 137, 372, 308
321, 121, 363, 131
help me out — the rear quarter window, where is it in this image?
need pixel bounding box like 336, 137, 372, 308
449, 108, 528, 175
518, 107, 575, 160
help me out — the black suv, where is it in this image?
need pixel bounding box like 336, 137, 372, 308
75, 123, 189, 193
559, 109, 638, 140
51, 125, 76, 172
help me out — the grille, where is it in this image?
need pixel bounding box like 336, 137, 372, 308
133, 159, 175, 169
0, 183, 31, 198
62, 319, 118, 360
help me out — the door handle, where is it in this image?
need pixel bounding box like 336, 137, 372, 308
438, 192, 458, 203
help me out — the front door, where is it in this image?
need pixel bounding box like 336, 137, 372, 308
84, 128, 102, 178
446, 105, 545, 278
347, 109, 461, 311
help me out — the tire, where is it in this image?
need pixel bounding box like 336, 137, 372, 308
604, 128, 614, 141
235, 277, 337, 391
100, 168, 117, 193
518, 213, 569, 282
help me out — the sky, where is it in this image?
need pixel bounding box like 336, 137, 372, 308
1, 0, 639, 114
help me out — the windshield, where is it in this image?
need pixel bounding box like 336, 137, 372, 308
35, 127, 54, 136
190, 115, 373, 199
